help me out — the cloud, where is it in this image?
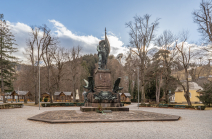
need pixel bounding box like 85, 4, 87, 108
8, 21, 31, 63
7, 19, 212, 67
104, 33, 128, 57
49, 19, 129, 56
7, 19, 129, 64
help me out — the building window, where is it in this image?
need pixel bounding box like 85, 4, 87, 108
189, 92, 191, 98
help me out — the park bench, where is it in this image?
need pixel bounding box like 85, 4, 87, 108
158, 104, 168, 107
174, 105, 185, 108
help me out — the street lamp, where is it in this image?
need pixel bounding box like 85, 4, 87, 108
36, 61, 43, 110
137, 66, 139, 109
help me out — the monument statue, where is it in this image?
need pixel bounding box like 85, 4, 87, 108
83, 76, 94, 103
97, 28, 110, 69
81, 28, 128, 111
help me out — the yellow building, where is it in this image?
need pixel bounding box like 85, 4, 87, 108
175, 82, 203, 104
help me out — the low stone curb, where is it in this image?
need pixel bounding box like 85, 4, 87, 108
27, 110, 180, 123
28, 117, 180, 123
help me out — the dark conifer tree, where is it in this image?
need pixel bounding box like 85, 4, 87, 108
0, 14, 18, 103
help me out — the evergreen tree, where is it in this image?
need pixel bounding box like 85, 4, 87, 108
145, 80, 163, 100
197, 82, 212, 107
133, 80, 137, 99
128, 79, 132, 96
0, 14, 18, 103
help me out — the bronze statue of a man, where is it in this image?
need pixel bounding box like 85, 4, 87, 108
97, 28, 110, 69
97, 40, 107, 69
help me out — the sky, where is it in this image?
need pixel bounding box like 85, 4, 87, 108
0, 0, 203, 63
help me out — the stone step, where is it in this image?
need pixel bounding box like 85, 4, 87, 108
80, 106, 129, 112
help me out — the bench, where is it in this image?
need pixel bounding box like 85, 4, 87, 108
159, 104, 168, 107
174, 105, 185, 108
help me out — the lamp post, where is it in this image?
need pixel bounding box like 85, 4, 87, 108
36, 61, 42, 110
137, 66, 139, 109
39, 62, 40, 110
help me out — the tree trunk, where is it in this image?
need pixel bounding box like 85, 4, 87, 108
141, 65, 145, 104
185, 69, 192, 106
155, 78, 160, 104
47, 66, 53, 103
1, 36, 6, 103
72, 76, 76, 102
34, 63, 39, 104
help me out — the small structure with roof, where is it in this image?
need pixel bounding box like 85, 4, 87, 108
119, 93, 131, 102
7, 91, 32, 102
41, 92, 50, 102
54, 91, 72, 102
175, 82, 203, 104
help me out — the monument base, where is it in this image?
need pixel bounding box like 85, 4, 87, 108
84, 102, 122, 107
80, 106, 129, 112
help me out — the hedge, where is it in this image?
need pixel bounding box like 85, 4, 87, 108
121, 102, 131, 104
0, 103, 23, 109
139, 104, 206, 110
131, 99, 138, 102
41, 103, 84, 107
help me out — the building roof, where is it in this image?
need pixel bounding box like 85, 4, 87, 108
42, 92, 50, 95
63, 92, 72, 96
119, 93, 131, 97
5, 92, 12, 96
54, 92, 61, 95
10, 91, 29, 96
54, 92, 72, 96
175, 82, 203, 92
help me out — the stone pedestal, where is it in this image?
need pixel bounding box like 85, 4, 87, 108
82, 69, 128, 111
84, 102, 122, 107
80, 107, 129, 112
94, 70, 112, 92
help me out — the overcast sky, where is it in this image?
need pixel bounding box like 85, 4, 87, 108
1, 0, 203, 63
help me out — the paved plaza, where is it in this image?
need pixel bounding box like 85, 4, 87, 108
0, 103, 212, 139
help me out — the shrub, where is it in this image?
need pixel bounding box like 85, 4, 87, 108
77, 103, 84, 106
121, 102, 131, 104
41, 103, 85, 107
131, 99, 137, 102
140, 104, 151, 107
194, 106, 206, 110
44, 98, 48, 102
197, 82, 212, 107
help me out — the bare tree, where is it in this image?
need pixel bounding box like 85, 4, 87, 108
51, 46, 68, 92
67, 46, 82, 102
155, 30, 177, 103
193, 0, 212, 43
126, 14, 160, 103
175, 32, 194, 106
25, 25, 50, 104
41, 25, 58, 103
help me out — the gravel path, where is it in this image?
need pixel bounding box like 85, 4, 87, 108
0, 103, 212, 139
